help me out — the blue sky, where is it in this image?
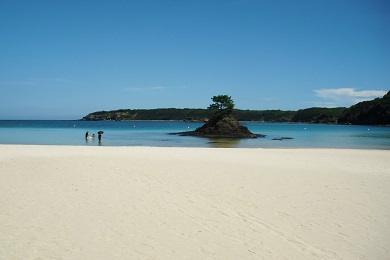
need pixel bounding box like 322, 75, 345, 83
0, 0, 389, 119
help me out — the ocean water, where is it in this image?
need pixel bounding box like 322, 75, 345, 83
0, 120, 389, 149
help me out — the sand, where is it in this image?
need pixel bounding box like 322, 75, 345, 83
0, 145, 389, 259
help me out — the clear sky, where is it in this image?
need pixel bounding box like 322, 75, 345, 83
1, 0, 389, 119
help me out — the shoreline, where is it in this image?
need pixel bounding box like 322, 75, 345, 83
1, 145, 389, 259
2, 143, 389, 150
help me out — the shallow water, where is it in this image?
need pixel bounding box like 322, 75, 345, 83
0, 120, 389, 149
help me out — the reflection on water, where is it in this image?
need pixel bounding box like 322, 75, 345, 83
207, 138, 242, 148
85, 137, 97, 145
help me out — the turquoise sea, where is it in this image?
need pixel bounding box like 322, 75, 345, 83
0, 120, 389, 149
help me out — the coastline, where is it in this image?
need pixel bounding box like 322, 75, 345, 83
1, 145, 389, 259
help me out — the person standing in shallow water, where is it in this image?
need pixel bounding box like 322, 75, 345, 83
98, 133, 102, 142
85, 131, 89, 138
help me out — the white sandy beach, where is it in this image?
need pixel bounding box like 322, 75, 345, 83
0, 145, 389, 259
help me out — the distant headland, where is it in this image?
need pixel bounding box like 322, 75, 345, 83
81, 91, 390, 126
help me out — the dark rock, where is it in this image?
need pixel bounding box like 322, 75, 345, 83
272, 137, 294, 141
174, 114, 264, 138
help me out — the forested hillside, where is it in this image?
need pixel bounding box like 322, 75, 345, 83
338, 91, 390, 125
81, 108, 346, 123
81, 91, 390, 125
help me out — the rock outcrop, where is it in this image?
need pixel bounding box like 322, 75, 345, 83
176, 114, 263, 138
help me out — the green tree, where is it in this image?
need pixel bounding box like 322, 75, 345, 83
208, 95, 235, 119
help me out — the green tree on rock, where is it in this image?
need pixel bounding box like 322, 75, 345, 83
208, 95, 235, 119
186, 94, 258, 138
